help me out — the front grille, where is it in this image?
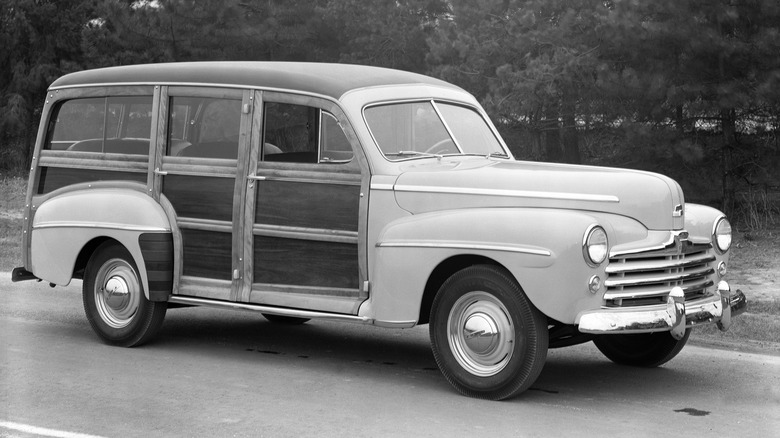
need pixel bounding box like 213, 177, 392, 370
604, 239, 716, 307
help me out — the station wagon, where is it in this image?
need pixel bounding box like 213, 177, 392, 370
12, 62, 746, 400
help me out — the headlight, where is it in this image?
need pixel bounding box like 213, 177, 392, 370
713, 217, 732, 253
583, 225, 608, 266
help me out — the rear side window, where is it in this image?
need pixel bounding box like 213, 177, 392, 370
45, 96, 153, 155
168, 96, 243, 159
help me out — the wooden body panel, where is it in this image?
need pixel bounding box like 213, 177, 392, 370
181, 229, 232, 281
164, 174, 235, 222
36, 166, 147, 194
255, 178, 360, 232
253, 236, 358, 288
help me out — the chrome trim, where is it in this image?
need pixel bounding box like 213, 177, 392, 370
609, 230, 690, 258
167, 296, 373, 324
578, 287, 685, 335
712, 215, 731, 254
603, 279, 714, 301
376, 240, 552, 256
32, 222, 169, 232
673, 204, 684, 217
369, 182, 395, 191
604, 266, 715, 288
429, 101, 464, 154
605, 251, 715, 274
582, 224, 608, 267
579, 282, 747, 335
393, 184, 620, 203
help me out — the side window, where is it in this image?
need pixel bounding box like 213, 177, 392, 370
262, 102, 353, 164
262, 102, 317, 163
320, 112, 353, 163
45, 96, 153, 155
168, 96, 242, 159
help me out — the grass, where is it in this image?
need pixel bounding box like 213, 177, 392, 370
689, 227, 780, 354
1, 174, 777, 354
0, 174, 26, 271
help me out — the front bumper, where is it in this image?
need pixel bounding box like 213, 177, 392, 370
577, 281, 747, 340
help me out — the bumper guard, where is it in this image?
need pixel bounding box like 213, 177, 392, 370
578, 281, 746, 338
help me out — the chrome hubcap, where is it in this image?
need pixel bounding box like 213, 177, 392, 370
94, 259, 141, 328
448, 291, 515, 377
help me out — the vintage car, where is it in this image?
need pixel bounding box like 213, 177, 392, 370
13, 62, 746, 400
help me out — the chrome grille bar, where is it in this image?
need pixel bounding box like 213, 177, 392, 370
604, 237, 716, 304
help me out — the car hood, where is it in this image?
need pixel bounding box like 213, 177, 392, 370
391, 158, 685, 230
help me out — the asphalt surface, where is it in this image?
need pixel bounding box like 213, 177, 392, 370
2, 275, 779, 437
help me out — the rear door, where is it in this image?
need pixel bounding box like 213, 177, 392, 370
151, 86, 253, 301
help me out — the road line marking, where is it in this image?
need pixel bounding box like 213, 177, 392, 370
0, 421, 107, 438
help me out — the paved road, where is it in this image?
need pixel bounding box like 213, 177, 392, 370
2, 275, 779, 437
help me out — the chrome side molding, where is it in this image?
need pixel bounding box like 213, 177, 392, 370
168, 295, 373, 324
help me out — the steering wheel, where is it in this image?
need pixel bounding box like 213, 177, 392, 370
425, 139, 456, 155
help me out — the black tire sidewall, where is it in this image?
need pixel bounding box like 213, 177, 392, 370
430, 265, 548, 399
593, 329, 691, 367
83, 242, 165, 347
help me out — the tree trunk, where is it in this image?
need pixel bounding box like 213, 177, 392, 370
542, 105, 562, 162
675, 105, 685, 135
720, 108, 736, 215
561, 97, 580, 164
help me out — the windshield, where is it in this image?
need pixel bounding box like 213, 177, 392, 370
364, 100, 507, 160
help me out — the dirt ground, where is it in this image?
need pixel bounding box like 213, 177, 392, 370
727, 228, 780, 303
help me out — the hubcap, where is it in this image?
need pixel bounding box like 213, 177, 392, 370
94, 258, 141, 328
448, 291, 515, 377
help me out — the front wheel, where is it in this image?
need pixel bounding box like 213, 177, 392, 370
83, 242, 167, 347
429, 265, 548, 400
593, 329, 691, 367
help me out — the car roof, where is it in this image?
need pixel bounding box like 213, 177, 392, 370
49, 61, 462, 100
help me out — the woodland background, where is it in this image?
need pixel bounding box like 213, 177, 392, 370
2, 0, 779, 228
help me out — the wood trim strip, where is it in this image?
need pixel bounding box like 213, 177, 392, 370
250, 282, 365, 298
241, 89, 264, 301
177, 217, 233, 233
252, 223, 358, 244
151, 86, 168, 201
231, 89, 254, 301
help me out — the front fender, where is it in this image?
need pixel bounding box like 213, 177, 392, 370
370, 208, 608, 324
684, 203, 726, 243
30, 184, 171, 299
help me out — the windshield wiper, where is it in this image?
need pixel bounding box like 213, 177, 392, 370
393, 150, 443, 159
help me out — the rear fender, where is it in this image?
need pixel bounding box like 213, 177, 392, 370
29, 182, 172, 300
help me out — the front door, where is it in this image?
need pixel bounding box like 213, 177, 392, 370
241, 91, 366, 314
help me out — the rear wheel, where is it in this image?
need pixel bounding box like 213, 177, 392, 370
429, 265, 548, 400
82, 242, 167, 347
593, 329, 691, 367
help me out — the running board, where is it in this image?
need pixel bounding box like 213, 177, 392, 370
168, 296, 373, 324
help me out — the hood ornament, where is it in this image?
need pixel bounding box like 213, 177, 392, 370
673, 204, 684, 217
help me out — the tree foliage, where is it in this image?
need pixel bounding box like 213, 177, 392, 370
1, 0, 778, 219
